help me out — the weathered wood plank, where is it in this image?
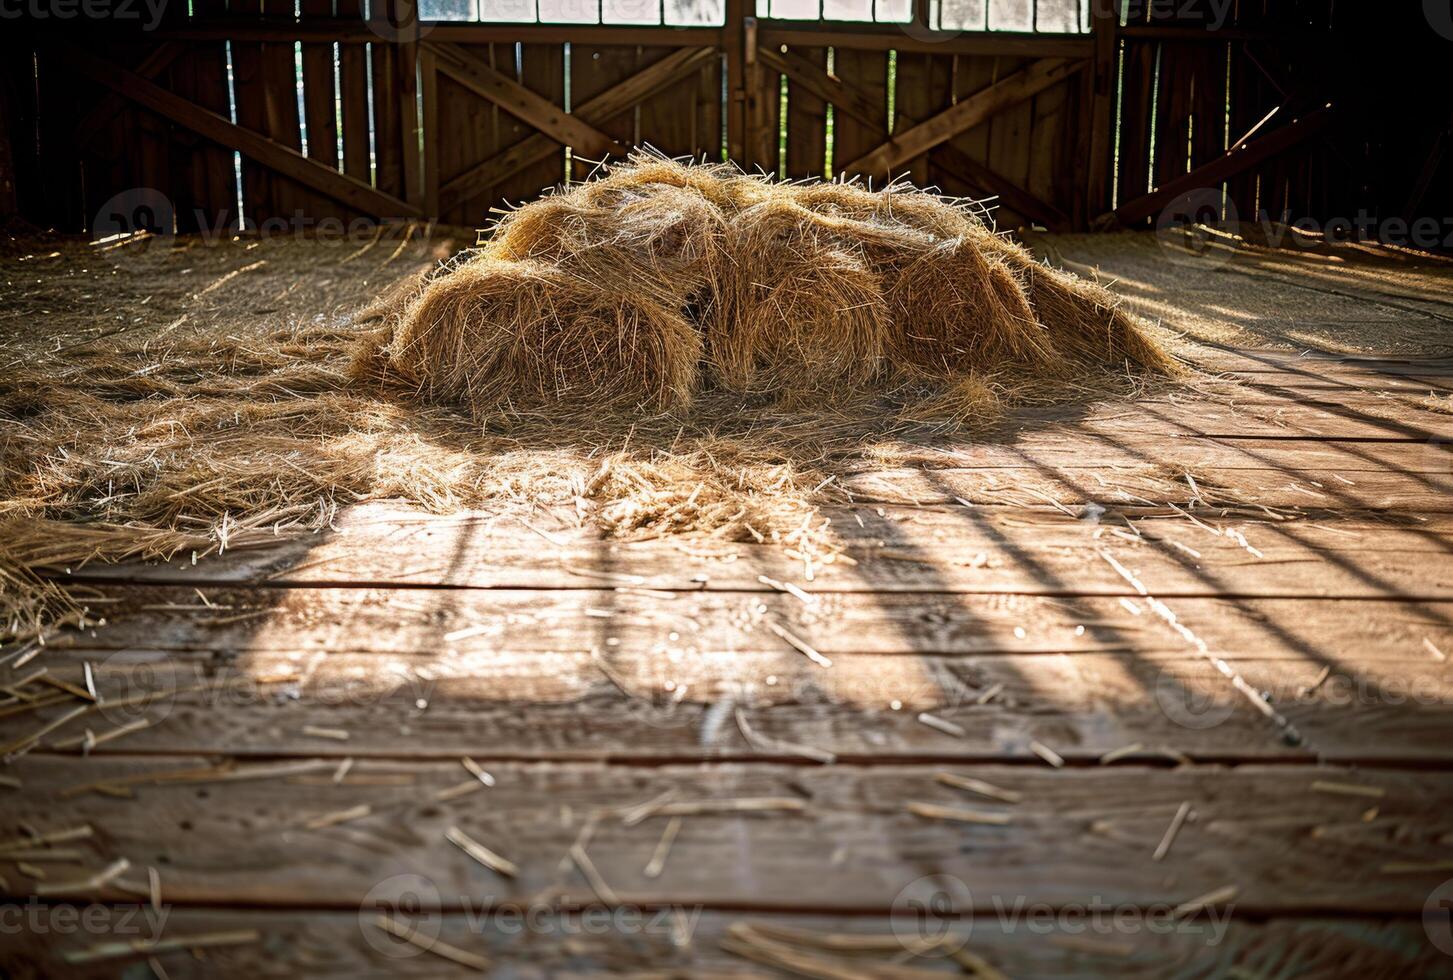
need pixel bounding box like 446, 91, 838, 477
1112, 107, 1336, 226
440, 47, 716, 214
1, 759, 1449, 915
849, 58, 1086, 176
427, 42, 626, 160
19, 584, 1453, 762
932, 140, 1071, 231
1, 907, 1441, 978
60, 44, 420, 219
58, 505, 1453, 599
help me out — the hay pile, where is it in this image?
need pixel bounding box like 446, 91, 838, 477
358, 155, 1175, 414
1, 157, 1178, 648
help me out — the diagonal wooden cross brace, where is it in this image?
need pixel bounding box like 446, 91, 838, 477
426, 42, 627, 163
61, 43, 421, 219
439, 46, 716, 215
761, 46, 1071, 229
845, 57, 1087, 176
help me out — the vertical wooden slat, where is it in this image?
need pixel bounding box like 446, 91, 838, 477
637, 46, 709, 160
420, 45, 440, 218
986, 57, 1033, 226
783, 47, 827, 180
723, 0, 746, 164
339, 40, 371, 187
831, 47, 887, 179
166, 0, 236, 234
1227, 2, 1267, 224
944, 54, 996, 176
433, 49, 491, 225
291, 0, 353, 223
1115, 39, 1156, 223
891, 51, 952, 187
299, 0, 340, 177
493, 44, 565, 205
1024, 80, 1070, 226
372, 42, 404, 203
743, 18, 777, 172
0, 41, 36, 224
134, 43, 172, 225
0, 57, 16, 220
697, 51, 723, 163
229, 0, 274, 226
262, 27, 305, 220
571, 43, 641, 183
34, 48, 86, 231
1085, 0, 1117, 220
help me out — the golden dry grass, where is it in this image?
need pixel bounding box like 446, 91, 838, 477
361, 154, 1178, 410
1, 156, 1180, 647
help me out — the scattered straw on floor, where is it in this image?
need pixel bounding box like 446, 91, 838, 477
1, 155, 1180, 648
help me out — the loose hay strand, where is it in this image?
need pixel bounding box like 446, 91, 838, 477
0, 154, 1177, 650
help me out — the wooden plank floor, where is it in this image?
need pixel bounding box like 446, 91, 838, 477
3, 233, 1453, 977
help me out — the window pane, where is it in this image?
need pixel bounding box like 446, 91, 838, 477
987, 0, 1031, 29
770, 0, 818, 18
421, 0, 475, 18
938, 0, 984, 30
665, 0, 724, 25
538, 0, 598, 21
603, 0, 659, 23
822, 0, 872, 21
480, 0, 536, 18
1034, 0, 1080, 32
874, 0, 910, 22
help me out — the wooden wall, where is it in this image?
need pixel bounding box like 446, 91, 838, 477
2, 1, 1440, 244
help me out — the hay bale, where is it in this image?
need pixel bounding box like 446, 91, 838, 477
378, 257, 702, 414
881, 236, 1055, 376
357, 153, 1176, 415
482, 182, 727, 310
980, 231, 1181, 375
707, 200, 890, 394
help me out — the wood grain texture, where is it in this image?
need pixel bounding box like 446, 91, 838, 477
1, 758, 1450, 915
60, 44, 419, 219
56, 504, 1453, 598
3, 907, 1442, 979
850, 58, 1085, 176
